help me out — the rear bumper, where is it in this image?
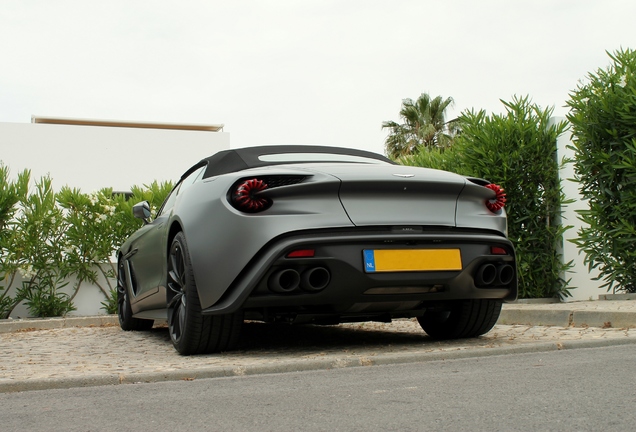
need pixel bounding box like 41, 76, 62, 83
201, 227, 518, 317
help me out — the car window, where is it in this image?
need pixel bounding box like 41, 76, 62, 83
156, 185, 179, 217
178, 165, 205, 195
157, 165, 205, 217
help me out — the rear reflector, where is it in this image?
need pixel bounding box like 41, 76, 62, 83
287, 249, 315, 258
490, 246, 508, 255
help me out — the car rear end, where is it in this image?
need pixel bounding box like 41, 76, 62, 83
200, 162, 517, 325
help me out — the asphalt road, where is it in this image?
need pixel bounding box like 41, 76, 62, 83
2, 344, 635, 431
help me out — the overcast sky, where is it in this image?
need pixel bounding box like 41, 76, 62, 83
1, 0, 634, 155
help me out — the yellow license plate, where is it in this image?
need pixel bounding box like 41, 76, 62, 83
363, 249, 462, 273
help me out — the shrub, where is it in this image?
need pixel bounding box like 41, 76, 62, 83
566, 48, 636, 293
3, 173, 76, 317
0, 163, 174, 318
398, 96, 572, 298
56, 181, 173, 313
395, 146, 459, 172
0, 165, 29, 318
21, 273, 75, 318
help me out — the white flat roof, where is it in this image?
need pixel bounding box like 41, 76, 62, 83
31, 115, 224, 132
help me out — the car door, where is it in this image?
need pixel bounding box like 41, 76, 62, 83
127, 186, 179, 303
127, 165, 206, 306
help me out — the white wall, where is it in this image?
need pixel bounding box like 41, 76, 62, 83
7, 266, 117, 318
556, 118, 602, 301
0, 121, 229, 192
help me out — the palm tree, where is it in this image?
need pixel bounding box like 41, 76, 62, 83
382, 93, 458, 159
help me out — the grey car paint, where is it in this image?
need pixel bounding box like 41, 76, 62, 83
119, 147, 514, 319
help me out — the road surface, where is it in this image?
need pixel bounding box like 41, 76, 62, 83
2, 344, 635, 431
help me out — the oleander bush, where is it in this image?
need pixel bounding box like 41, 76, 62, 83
57, 181, 173, 314
0, 163, 173, 318
398, 96, 572, 299
566, 48, 636, 293
0, 165, 28, 317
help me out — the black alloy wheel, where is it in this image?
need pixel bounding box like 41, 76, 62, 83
167, 232, 243, 355
117, 260, 154, 331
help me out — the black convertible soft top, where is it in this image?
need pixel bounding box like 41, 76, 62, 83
198, 145, 395, 179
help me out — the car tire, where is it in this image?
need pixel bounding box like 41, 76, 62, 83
417, 299, 502, 340
167, 232, 243, 355
117, 261, 154, 331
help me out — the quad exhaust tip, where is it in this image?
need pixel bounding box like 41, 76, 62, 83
475, 263, 514, 287
268, 269, 300, 293
268, 267, 331, 294
301, 267, 331, 292
496, 264, 515, 286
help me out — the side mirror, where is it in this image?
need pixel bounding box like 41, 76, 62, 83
132, 201, 152, 224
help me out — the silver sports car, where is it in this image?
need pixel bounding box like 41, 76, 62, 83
117, 145, 517, 355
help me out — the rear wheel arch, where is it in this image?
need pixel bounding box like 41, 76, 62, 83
165, 221, 187, 306
166, 231, 243, 355
166, 221, 184, 261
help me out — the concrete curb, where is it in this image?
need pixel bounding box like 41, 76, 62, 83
571, 311, 636, 328
498, 309, 636, 328
498, 309, 572, 327
2, 336, 635, 393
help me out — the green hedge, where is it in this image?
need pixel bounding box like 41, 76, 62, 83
566, 48, 636, 293
0, 164, 172, 318
399, 96, 572, 299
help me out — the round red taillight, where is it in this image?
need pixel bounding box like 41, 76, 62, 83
232, 179, 271, 212
485, 184, 506, 212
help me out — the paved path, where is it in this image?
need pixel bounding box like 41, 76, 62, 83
2, 300, 636, 393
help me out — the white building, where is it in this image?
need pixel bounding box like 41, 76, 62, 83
1, 116, 230, 192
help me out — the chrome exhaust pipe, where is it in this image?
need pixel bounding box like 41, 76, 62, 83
300, 267, 331, 292
475, 263, 497, 287
268, 269, 300, 293
496, 264, 515, 286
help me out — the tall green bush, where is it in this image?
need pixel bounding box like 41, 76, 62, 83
566, 48, 636, 293
0, 165, 29, 317
0, 163, 173, 318
2, 173, 75, 317
398, 96, 572, 299
57, 181, 173, 313
395, 146, 458, 172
